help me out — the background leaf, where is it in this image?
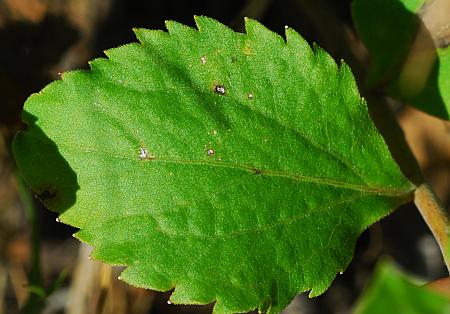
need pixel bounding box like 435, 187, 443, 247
355, 261, 450, 314
352, 0, 450, 120
13, 17, 414, 313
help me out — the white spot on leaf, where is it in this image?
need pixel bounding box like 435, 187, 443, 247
214, 84, 226, 95
139, 147, 155, 160
139, 147, 149, 159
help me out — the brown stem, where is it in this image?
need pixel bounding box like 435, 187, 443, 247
414, 183, 450, 272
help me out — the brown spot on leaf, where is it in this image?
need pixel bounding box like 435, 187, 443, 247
251, 168, 263, 175
242, 41, 253, 55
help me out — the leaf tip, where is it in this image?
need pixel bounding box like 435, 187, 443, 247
194, 15, 231, 36
244, 17, 284, 46
284, 25, 304, 45
164, 19, 179, 33
193, 15, 212, 31
243, 16, 258, 35
308, 281, 331, 298
132, 27, 146, 41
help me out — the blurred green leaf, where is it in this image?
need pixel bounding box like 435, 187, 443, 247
355, 261, 450, 314
352, 0, 419, 86
13, 17, 414, 313
352, 0, 450, 120
390, 46, 450, 119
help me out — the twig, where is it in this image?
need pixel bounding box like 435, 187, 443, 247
414, 183, 450, 272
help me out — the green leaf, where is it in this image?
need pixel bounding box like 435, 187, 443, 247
355, 261, 450, 314
13, 17, 414, 313
352, 0, 420, 86
390, 46, 450, 119
352, 0, 450, 120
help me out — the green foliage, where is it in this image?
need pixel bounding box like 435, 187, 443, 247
352, 0, 419, 86
13, 17, 415, 313
352, 0, 450, 120
355, 261, 450, 314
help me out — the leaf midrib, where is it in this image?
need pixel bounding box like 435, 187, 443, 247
27, 131, 414, 198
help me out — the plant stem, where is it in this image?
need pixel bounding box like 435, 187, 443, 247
414, 183, 450, 273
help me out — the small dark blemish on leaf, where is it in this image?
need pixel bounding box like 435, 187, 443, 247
213, 84, 226, 95
231, 56, 237, 63
251, 168, 263, 175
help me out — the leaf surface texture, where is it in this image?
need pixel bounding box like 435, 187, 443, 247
13, 17, 414, 313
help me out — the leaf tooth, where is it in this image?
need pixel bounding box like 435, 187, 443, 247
212, 299, 255, 314
23, 76, 64, 109
308, 281, 331, 298
170, 284, 215, 306
87, 57, 108, 73
311, 43, 339, 79
102, 42, 142, 61
133, 28, 170, 47
285, 27, 313, 55
337, 61, 362, 105
244, 17, 284, 47
194, 15, 233, 36
118, 264, 175, 292
165, 19, 197, 37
